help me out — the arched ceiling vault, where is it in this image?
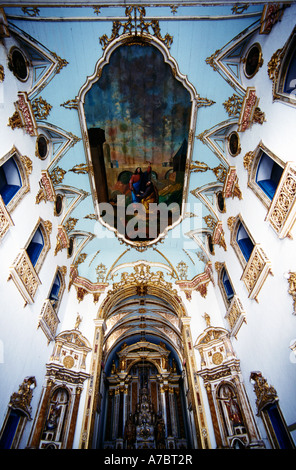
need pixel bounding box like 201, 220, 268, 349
2, 1, 288, 294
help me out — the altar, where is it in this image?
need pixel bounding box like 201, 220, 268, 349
124, 385, 165, 449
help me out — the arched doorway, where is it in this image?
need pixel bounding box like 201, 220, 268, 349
95, 291, 191, 450
78, 264, 210, 449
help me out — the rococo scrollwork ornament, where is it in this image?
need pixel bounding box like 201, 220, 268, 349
112, 263, 175, 294
287, 272, 296, 315
99, 6, 173, 50
0, 64, 4, 82
250, 371, 278, 415
9, 376, 37, 419
223, 93, 243, 117
31, 96, 52, 120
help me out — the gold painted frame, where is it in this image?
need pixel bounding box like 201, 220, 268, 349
242, 42, 263, 80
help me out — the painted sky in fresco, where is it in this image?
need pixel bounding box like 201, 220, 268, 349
84, 44, 192, 168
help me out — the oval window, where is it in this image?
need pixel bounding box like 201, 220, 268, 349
54, 194, 63, 216
217, 191, 225, 213
67, 236, 74, 257
36, 135, 49, 160
244, 43, 262, 79
227, 131, 240, 157
9, 48, 29, 81
208, 234, 215, 255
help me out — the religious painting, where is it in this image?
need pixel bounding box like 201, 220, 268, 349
84, 43, 192, 242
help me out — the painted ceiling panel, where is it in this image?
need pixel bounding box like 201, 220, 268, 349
2, 1, 277, 284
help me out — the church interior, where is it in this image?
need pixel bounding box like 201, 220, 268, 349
1, 0, 296, 450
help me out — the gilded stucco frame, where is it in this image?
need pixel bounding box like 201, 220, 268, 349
269, 26, 296, 106
77, 33, 199, 249
7, 45, 30, 83
216, 261, 235, 309
228, 214, 256, 270
46, 265, 66, 312
242, 42, 263, 80
246, 141, 285, 210
0, 146, 31, 214
24, 217, 52, 275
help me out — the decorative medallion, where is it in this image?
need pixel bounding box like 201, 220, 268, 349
63, 355, 75, 369
212, 352, 223, 365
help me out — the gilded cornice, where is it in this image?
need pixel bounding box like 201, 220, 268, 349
195, 326, 229, 347
259, 3, 285, 35
8, 92, 38, 136
36, 170, 56, 204
45, 363, 90, 386
175, 261, 213, 300
69, 264, 109, 303
111, 263, 176, 294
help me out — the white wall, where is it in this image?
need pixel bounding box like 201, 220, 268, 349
1, 4, 296, 450
204, 9, 296, 445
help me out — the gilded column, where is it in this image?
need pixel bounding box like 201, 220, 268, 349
27, 379, 54, 448
169, 387, 177, 437
66, 387, 82, 449
123, 387, 128, 433
112, 389, 120, 440
181, 316, 211, 449
160, 384, 167, 432
105, 390, 114, 441
117, 389, 124, 439
205, 383, 223, 448
79, 319, 105, 448
164, 387, 172, 436
233, 375, 262, 445
175, 389, 186, 438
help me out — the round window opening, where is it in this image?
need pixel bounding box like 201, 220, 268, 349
9, 48, 29, 81
244, 43, 262, 79
227, 131, 241, 157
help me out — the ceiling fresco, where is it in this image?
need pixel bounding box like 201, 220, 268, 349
2, 1, 285, 289
84, 44, 191, 171
83, 43, 192, 241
